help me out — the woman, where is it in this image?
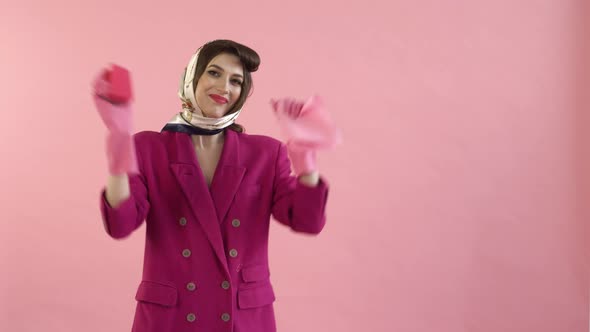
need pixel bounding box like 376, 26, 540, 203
92, 39, 339, 332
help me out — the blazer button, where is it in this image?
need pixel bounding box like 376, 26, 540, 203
231, 219, 240, 227
186, 282, 196, 291
221, 313, 231, 322
179, 217, 187, 226
186, 313, 196, 322
229, 249, 238, 258
182, 249, 191, 258
221, 280, 230, 290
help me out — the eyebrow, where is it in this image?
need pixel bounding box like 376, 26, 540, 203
208, 64, 244, 79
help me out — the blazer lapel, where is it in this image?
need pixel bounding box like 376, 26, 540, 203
166, 132, 229, 273
210, 129, 245, 223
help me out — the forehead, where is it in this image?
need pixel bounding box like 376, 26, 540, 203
207, 53, 243, 75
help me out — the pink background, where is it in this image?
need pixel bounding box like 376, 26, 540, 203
1, 0, 588, 331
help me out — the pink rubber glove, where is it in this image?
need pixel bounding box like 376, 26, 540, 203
91, 65, 138, 175
270, 95, 341, 175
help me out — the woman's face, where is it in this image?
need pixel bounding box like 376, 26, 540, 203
194, 53, 244, 118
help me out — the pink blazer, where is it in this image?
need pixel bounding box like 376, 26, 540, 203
99, 129, 329, 332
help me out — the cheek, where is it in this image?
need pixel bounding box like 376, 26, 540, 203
231, 89, 241, 103
194, 84, 206, 99
196, 76, 212, 92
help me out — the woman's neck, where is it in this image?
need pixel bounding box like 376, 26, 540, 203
191, 131, 225, 150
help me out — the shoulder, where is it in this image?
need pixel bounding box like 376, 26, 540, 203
131, 130, 170, 155
132, 130, 165, 145
233, 131, 286, 164
234, 131, 283, 150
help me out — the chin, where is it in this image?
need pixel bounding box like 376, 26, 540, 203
216, 107, 233, 117
212, 109, 228, 118
201, 106, 225, 118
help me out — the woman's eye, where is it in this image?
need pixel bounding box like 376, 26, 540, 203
232, 79, 243, 86
208, 70, 219, 77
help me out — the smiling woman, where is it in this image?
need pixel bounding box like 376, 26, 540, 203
195, 53, 244, 118
90, 39, 340, 332
169, 40, 261, 134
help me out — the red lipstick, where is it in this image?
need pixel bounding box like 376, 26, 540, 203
209, 94, 228, 104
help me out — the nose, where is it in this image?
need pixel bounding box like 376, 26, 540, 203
216, 78, 231, 94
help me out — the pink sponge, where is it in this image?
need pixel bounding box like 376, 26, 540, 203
102, 64, 133, 104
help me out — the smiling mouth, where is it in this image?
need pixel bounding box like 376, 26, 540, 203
209, 95, 228, 104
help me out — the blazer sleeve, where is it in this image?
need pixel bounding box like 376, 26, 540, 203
271, 142, 329, 234
98, 137, 150, 239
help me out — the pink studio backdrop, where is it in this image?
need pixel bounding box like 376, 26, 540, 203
580, 4, 590, 332
1, 0, 588, 331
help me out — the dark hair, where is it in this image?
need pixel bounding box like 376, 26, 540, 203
193, 39, 260, 133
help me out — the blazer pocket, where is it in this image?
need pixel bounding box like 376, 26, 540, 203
238, 283, 276, 309
135, 280, 178, 307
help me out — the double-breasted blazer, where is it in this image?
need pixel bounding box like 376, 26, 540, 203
99, 128, 329, 332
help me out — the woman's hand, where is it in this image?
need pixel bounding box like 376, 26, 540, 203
92, 64, 138, 175
270, 95, 341, 179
